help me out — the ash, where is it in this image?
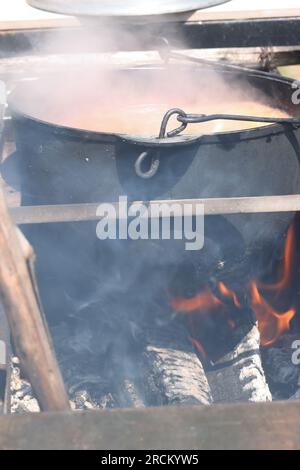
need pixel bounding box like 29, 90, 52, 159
9, 326, 300, 413
10, 355, 115, 414
10, 357, 40, 414
10, 362, 111, 413
261, 335, 300, 400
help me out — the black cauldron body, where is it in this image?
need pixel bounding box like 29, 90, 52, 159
8, 66, 300, 321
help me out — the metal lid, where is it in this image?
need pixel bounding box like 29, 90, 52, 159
27, 0, 231, 18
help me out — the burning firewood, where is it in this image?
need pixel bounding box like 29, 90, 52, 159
206, 324, 272, 403
261, 335, 300, 399
143, 317, 212, 406
289, 372, 300, 400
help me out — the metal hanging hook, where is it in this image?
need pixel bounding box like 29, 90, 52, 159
134, 108, 188, 179
134, 151, 161, 179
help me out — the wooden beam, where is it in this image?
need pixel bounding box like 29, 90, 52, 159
0, 402, 299, 449
0, 180, 69, 411
0, 301, 10, 415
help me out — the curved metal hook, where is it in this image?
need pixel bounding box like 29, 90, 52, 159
134, 109, 188, 179
134, 151, 160, 179
159, 108, 188, 138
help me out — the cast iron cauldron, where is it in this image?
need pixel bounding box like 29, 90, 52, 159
7, 65, 300, 320
9, 66, 300, 241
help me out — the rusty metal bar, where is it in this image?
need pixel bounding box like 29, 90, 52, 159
9, 194, 300, 225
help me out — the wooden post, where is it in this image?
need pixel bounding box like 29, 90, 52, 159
0, 180, 69, 411
0, 301, 10, 415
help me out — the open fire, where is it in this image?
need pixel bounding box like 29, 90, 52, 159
3, 25, 300, 414
171, 224, 297, 353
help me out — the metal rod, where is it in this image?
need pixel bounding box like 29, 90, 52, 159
9, 194, 300, 225
178, 113, 300, 125
1, 48, 300, 82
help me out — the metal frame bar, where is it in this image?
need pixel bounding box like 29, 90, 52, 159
9, 194, 300, 225
2, 17, 300, 59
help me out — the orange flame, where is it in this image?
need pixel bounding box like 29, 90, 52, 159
191, 337, 207, 358
218, 281, 241, 309
170, 224, 297, 349
259, 224, 295, 293
249, 281, 296, 346
249, 225, 297, 345
170, 287, 221, 313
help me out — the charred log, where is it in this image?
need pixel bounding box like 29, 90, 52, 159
142, 317, 212, 406
206, 324, 272, 403
116, 379, 146, 409
51, 321, 111, 408
109, 342, 147, 409
289, 372, 300, 400
261, 335, 300, 399
51, 312, 147, 410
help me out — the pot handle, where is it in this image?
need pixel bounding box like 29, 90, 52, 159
134, 108, 187, 179
174, 110, 300, 131
134, 108, 300, 179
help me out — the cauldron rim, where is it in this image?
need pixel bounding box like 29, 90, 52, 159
9, 65, 300, 148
